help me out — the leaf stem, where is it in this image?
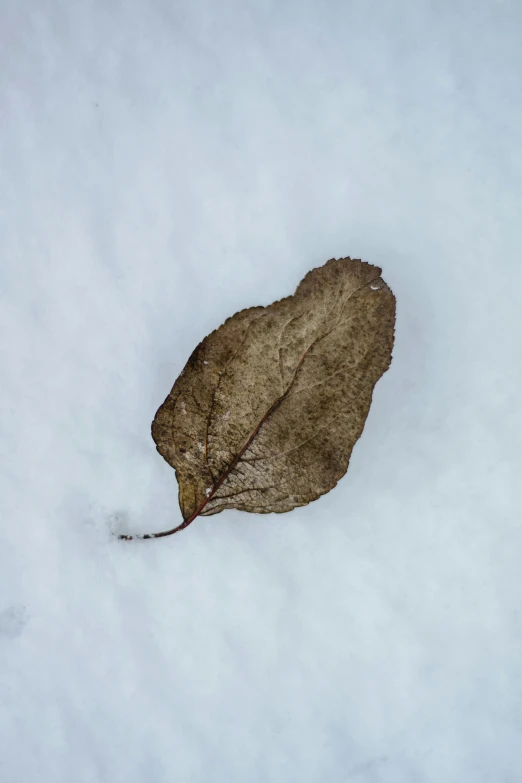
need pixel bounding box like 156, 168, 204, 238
118, 513, 197, 541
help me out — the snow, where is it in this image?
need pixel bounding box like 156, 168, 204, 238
1, 1, 522, 781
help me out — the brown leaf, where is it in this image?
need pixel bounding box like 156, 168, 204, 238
120, 257, 395, 540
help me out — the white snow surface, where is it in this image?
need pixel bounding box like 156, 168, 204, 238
2, 1, 522, 781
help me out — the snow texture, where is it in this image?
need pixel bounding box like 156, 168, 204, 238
1, 1, 521, 781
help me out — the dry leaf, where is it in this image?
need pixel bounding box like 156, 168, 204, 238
120, 257, 395, 540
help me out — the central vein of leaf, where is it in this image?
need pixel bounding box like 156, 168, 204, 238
201, 275, 380, 517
